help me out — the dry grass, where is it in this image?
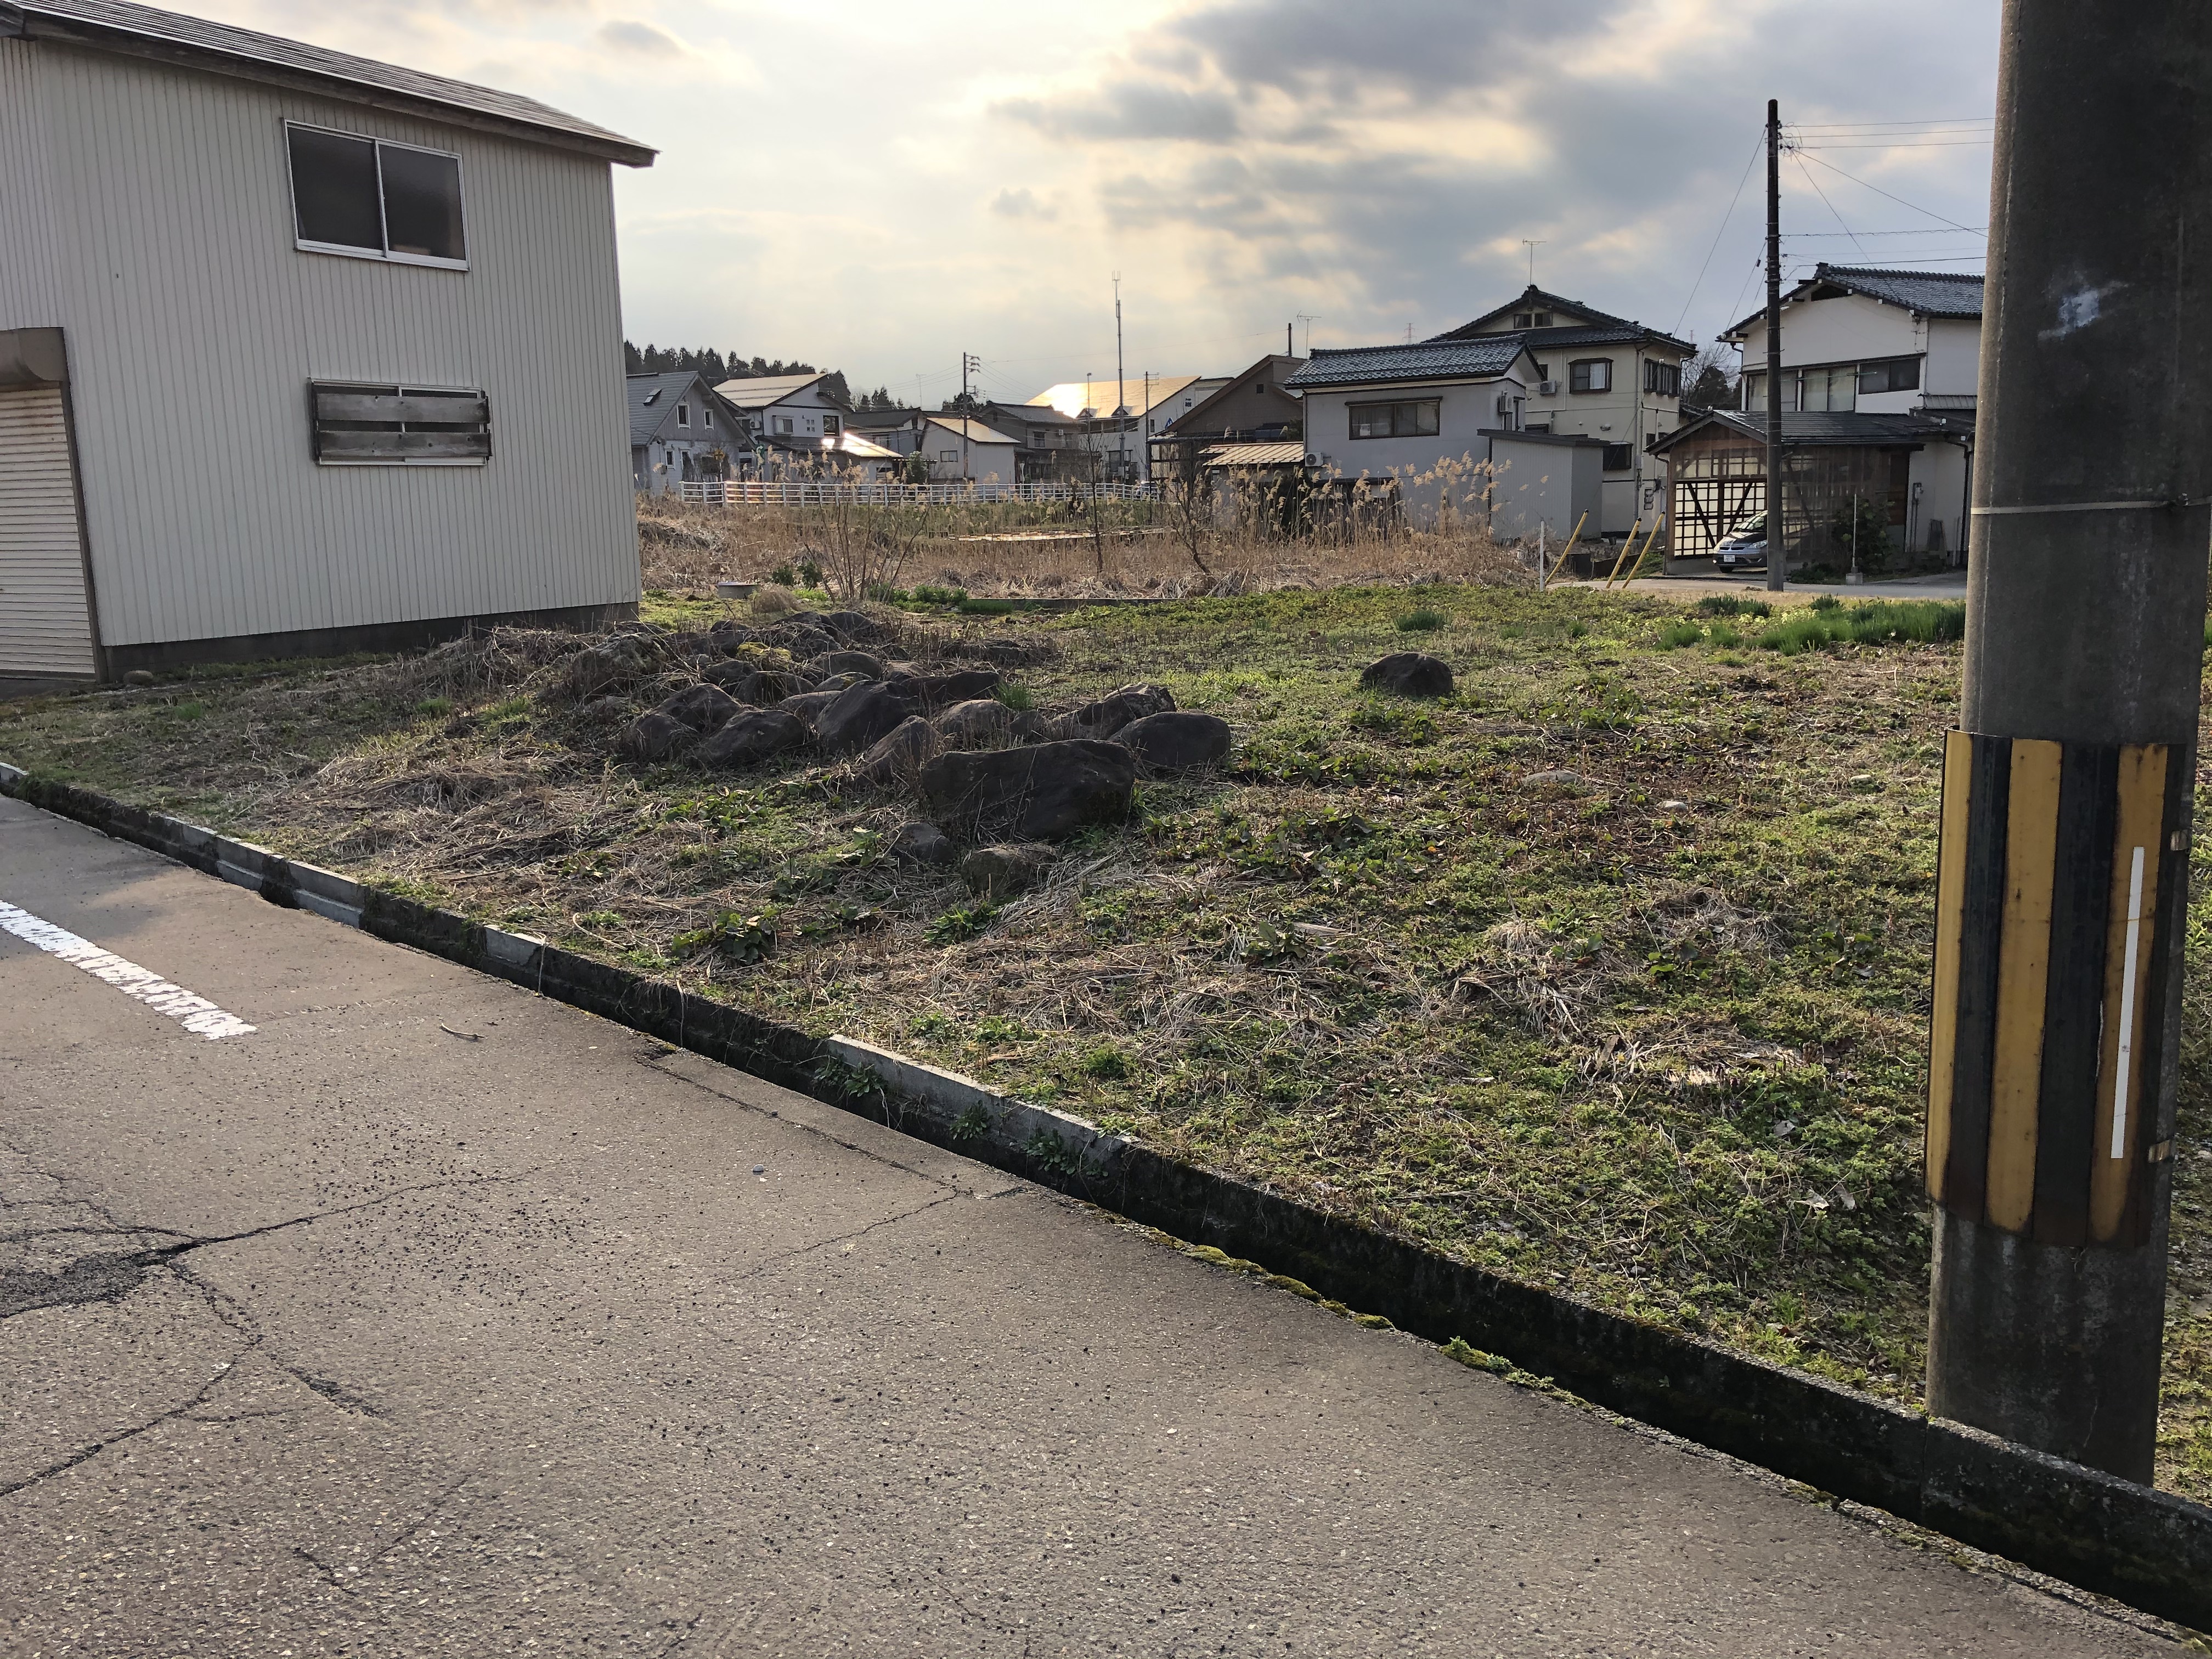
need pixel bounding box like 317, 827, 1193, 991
635, 493, 1524, 599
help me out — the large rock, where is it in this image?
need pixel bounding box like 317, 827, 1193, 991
1361, 652, 1454, 698
1060, 683, 1175, 738
934, 697, 1019, 748
853, 715, 941, 788
703, 662, 812, 703
812, 649, 884, 681
776, 689, 844, 732
695, 708, 805, 769
615, 712, 695, 761
960, 843, 1059, 899
966, 635, 1059, 669
921, 739, 1137, 842
893, 667, 1002, 710
1115, 710, 1232, 774
890, 821, 959, 866
814, 681, 923, 753
653, 682, 742, 734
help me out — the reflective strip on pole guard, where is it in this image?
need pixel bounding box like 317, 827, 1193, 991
1924, 732, 2181, 1246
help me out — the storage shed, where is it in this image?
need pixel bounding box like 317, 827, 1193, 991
0, 0, 656, 679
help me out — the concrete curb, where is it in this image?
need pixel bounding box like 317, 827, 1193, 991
3, 759, 2209, 1634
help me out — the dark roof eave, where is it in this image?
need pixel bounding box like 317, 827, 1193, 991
8, 2, 656, 166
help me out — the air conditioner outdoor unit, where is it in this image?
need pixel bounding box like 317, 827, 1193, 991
1538, 381, 1560, 396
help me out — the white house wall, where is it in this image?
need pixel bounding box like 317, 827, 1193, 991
1924, 319, 1982, 397
0, 38, 637, 652
1301, 379, 1526, 526
1736, 293, 1923, 370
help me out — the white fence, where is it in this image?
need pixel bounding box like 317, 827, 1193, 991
674, 479, 1160, 507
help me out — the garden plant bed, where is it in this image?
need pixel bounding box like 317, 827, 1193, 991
4, 582, 2208, 1499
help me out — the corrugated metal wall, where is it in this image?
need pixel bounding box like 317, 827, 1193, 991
0, 386, 97, 675
0, 38, 639, 652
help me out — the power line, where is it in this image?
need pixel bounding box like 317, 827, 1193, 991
1673, 132, 1766, 336
1793, 152, 1865, 257
1791, 117, 1995, 131
1793, 149, 1988, 235
1796, 140, 1995, 150
1782, 226, 1990, 236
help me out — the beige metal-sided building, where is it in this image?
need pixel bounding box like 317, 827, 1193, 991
0, 0, 656, 680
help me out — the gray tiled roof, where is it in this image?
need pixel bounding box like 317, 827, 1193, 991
1427, 318, 1693, 355
628, 374, 735, 448
1283, 337, 1525, 390
1815, 264, 1985, 318
1650, 408, 1969, 453
3, 0, 654, 165
1724, 263, 1983, 337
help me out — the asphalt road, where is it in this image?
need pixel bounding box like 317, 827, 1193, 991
0, 794, 2180, 1656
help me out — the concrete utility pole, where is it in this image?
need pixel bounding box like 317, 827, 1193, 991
1924, 0, 2211, 1482
1763, 98, 1785, 592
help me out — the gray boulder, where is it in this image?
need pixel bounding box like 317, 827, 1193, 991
820, 608, 891, 645
1060, 682, 1175, 738
853, 715, 942, 788
1115, 710, 1232, 774
696, 708, 805, 769
894, 667, 1002, 709
961, 843, 1059, 899
890, 821, 959, 866
934, 697, 1019, 748
1361, 652, 1454, 698
776, 689, 844, 732
921, 738, 1137, 842
616, 712, 695, 761
703, 662, 812, 703
815, 681, 924, 753
653, 682, 742, 734
812, 650, 884, 681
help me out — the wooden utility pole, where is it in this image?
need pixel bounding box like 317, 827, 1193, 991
1923, 0, 2209, 1481
1763, 98, 1785, 592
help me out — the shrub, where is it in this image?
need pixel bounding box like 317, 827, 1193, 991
957, 596, 1018, 616
797, 558, 825, 588
768, 563, 796, 586
926, 902, 1000, 944
1809, 593, 1841, 612
1695, 594, 1773, 620
995, 685, 1036, 711
1080, 1045, 1131, 1080
1657, 622, 1704, 650
866, 582, 910, 603
1397, 608, 1446, 631
414, 696, 452, 717
912, 584, 967, 606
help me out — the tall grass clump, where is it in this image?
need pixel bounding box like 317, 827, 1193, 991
1755, 599, 1966, 656
1695, 594, 1773, 620
1398, 608, 1447, 631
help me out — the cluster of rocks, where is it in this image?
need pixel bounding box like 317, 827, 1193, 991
608, 609, 1234, 900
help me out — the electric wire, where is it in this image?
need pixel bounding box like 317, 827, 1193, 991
1673, 132, 1767, 336
1793, 153, 1865, 257
1792, 149, 1988, 235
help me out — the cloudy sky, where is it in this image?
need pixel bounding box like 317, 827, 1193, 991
198, 0, 2002, 403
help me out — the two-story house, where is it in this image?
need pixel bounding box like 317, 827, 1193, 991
1, 0, 653, 680
1424, 285, 1694, 535
1149, 353, 1305, 483
1022, 376, 1225, 483
1282, 337, 1550, 531
1657, 264, 1982, 567
628, 372, 747, 495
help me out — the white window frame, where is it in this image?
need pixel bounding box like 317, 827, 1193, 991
285, 120, 470, 272
677, 402, 690, 428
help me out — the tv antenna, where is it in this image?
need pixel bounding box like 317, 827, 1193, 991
1524, 239, 1544, 285
1294, 313, 1318, 356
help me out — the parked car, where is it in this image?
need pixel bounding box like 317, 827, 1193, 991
1713, 516, 1768, 572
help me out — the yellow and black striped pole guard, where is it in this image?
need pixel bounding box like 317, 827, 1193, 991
1927, 730, 2187, 1248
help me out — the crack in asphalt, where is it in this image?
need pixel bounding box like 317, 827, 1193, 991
0, 1169, 543, 1324
729, 1193, 960, 1289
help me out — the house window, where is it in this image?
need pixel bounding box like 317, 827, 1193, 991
1743, 371, 1766, 411
1602, 443, 1634, 472
1347, 399, 1440, 439
677, 403, 690, 428
703, 405, 714, 430
1797, 365, 1855, 413
1513, 313, 1534, 329
823, 414, 842, 435
1857, 357, 1922, 394
308, 381, 490, 466
1644, 361, 1681, 396
1568, 359, 1612, 393
938, 449, 958, 462
287, 123, 466, 268
778, 416, 793, 433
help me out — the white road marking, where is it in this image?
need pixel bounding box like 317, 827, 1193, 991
2110, 846, 2146, 1159
0, 899, 256, 1040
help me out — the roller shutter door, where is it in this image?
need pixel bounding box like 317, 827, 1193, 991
0, 384, 96, 676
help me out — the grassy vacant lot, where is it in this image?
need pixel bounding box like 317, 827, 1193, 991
4, 582, 2208, 1499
